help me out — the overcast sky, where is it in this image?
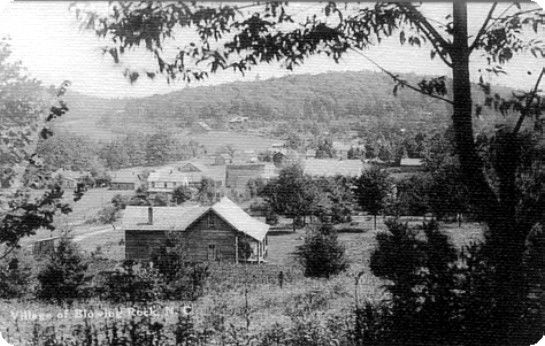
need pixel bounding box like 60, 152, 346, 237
0, 1, 543, 98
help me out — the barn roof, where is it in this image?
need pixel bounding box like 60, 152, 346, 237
53, 169, 86, 181
303, 159, 368, 177
122, 197, 268, 241
197, 121, 212, 131
110, 169, 141, 184
332, 141, 352, 151
400, 158, 424, 167
147, 167, 190, 184
149, 161, 225, 184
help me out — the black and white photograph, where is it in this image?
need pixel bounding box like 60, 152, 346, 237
0, 1, 544, 345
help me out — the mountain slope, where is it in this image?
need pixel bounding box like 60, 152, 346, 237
54, 70, 509, 139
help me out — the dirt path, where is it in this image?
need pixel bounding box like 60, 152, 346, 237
72, 226, 116, 242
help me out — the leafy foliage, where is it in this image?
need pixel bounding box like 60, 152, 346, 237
237, 238, 253, 261
369, 220, 471, 344
172, 185, 193, 205
94, 205, 120, 225
196, 177, 218, 205
56, 71, 452, 140
36, 236, 88, 301
97, 260, 162, 303
313, 176, 355, 224
76, 1, 545, 342
149, 239, 210, 300
296, 224, 349, 279
36, 132, 104, 172
0, 39, 51, 192
40, 131, 206, 171
0, 253, 34, 299
354, 167, 391, 228
315, 138, 336, 159
388, 174, 431, 217
260, 164, 323, 230
0, 186, 71, 259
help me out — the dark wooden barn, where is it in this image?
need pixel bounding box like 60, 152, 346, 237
123, 198, 269, 263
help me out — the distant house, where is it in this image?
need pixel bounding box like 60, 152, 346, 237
305, 149, 316, 159
366, 158, 389, 166
267, 142, 288, 155
228, 116, 249, 124
347, 130, 360, 138
191, 121, 212, 133
303, 159, 368, 178
123, 197, 269, 263
214, 153, 232, 165
32, 237, 61, 257
148, 162, 225, 193
332, 141, 352, 159
400, 158, 424, 168
226, 163, 278, 189
177, 162, 225, 187
52, 169, 86, 189
147, 167, 190, 193
178, 162, 207, 183
198, 121, 212, 131
232, 149, 258, 163
110, 169, 142, 190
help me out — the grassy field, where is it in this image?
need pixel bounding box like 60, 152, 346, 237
3, 186, 486, 345
19, 188, 131, 255
180, 130, 280, 153
0, 216, 484, 345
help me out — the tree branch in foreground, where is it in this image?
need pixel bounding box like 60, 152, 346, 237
351, 48, 453, 105
469, 2, 498, 52
513, 67, 545, 134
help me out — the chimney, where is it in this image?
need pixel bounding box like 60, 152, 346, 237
148, 206, 153, 225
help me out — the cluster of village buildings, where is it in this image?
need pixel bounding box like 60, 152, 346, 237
54, 140, 423, 194
47, 142, 423, 264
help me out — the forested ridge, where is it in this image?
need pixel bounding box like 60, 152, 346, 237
57, 70, 510, 136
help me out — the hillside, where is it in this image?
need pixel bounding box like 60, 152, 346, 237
53, 70, 510, 139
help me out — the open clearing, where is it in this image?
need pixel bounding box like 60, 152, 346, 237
180, 130, 281, 153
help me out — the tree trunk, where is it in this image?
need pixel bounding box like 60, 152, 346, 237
374, 214, 377, 230
451, 2, 527, 342
451, 0, 499, 222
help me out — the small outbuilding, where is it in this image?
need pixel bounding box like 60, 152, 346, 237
110, 169, 142, 190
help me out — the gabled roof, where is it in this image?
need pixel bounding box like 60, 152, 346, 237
211, 197, 269, 241
178, 162, 206, 172
123, 205, 208, 231
123, 197, 269, 241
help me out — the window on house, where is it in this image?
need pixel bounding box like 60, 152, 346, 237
207, 244, 216, 260
173, 182, 177, 187
164, 182, 167, 188
152, 182, 156, 188
207, 214, 216, 229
